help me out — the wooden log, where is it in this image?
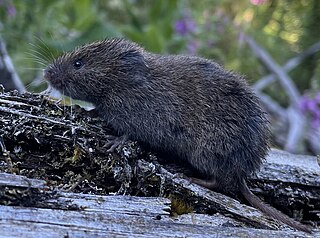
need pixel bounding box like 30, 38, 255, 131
0, 90, 319, 234
0, 173, 317, 238
0, 172, 47, 188
0, 207, 314, 238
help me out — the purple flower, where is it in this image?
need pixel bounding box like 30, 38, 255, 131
7, 4, 16, 17
187, 40, 199, 55
315, 92, 320, 102
299, 95, 309, 112
299, 92, 320, 128
311, 118, 320, 129
306, 100, 318, 113
174, 16, 197, 36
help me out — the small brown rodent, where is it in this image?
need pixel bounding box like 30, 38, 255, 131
44, 39, 310, 232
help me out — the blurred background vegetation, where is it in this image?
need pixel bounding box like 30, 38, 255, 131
0, 0, 319, 154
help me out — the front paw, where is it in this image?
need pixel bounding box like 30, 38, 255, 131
103, 134, 128, 153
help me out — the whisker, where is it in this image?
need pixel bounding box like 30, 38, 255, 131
29, 39, 54, 62
24, 54, 46, 61
28, 43, 52, 63
21, 56, 45, 62
36, 37, 55, 62
70, 97, 73, 117
25, 49, 49, 64
26, 49, 48, 60
36, 36, 57, 61
48, 32, 62, 57
25, 74, 47, 90
21, 67, 45, 71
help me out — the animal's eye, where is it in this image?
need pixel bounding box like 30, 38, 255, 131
73, 59, 83, 69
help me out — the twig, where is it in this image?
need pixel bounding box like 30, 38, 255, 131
254, 41, 320, 91
285, 107, 306, 152
242, 34, 308, 152
0, 39, 25, 93
0, 105, 81, 129
243, 34, 300, 105
0, 98, 41, 109
255, 91, 286, 120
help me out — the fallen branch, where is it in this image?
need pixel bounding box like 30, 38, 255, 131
254, 41, 320, 91
243, 34, 307, 152
243, 34, 300, 105
0, 39, 25, 93
255, 91, 287, 119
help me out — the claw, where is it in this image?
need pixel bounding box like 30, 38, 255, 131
104, 135, 128, 153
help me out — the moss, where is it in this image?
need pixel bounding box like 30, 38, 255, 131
169, 195, 194, 216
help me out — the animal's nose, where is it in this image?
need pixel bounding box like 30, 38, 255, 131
43, 67, 54, 79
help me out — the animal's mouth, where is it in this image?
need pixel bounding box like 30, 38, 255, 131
43, 67, 64, 91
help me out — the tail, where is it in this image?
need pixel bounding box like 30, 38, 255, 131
240, 179, 312, 233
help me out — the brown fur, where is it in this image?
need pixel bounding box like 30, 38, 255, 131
44, 39, 311, 232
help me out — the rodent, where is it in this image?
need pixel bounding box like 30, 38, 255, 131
44, 38, 311, 232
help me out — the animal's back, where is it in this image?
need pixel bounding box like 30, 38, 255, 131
140, 53, 270, 190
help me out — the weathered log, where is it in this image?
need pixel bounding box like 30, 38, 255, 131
0, 173, 317, 238
0, 90, 319, 235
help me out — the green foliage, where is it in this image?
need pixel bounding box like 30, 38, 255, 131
1, 0, 320, 154
120, 0, 179, 52
0, 0, 319, 95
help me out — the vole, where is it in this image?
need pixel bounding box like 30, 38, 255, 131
44, 38, 311, 232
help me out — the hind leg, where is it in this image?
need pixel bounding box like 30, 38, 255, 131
190, 177, 219, 190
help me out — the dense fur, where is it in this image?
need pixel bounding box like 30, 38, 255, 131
44, 39, 311, 232
45, 39, 269, 190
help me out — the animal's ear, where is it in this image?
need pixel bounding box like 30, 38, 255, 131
120, 50, 149, 72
